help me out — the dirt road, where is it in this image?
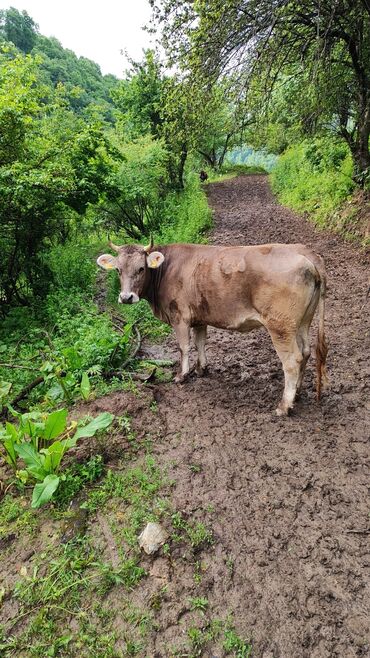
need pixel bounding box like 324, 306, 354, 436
146, 175, 370, 657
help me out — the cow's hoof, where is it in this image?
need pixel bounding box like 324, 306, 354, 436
174, 373, 188, 384
196, 365, 208, 377
275, 404, 292, 417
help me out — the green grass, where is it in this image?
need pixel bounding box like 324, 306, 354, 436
0, 456, 167, 657
177, 617, 252, 658
171, 511, 214, 551
0, 495, 38, 539
158, 172, 213, 244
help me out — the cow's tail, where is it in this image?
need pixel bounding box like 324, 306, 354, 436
316, 271, 328, 400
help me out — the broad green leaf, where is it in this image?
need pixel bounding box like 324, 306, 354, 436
5, 421, 19, 442
0, 381, 12, 399
80, 372, 91, 400
14, 443, 46, 480
6, 404, 21, 419
3, 438, 17, 468
41, 441, 65, 473
43, 408, 68, 441
31, 474, 60, 508
20, 418, 43, 441
74, 412, 114, 440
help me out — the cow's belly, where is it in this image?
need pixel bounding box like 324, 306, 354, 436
192, 305, 263, 333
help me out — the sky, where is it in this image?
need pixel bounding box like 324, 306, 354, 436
0, 0, 154, 77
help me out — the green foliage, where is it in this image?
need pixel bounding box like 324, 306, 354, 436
159, 171, 212, 244
0, 7, 38, 53
112, 49, 164, 138
1, 7, 118, 120
171, 511, 214, 550
223, 628, 252, 657
221, 163, 267, 175
271, 137, 355, 226
99, 135, 170, 239
53, 455, 104, 507
0, 408, 114, 507
0, 289, 134, 410
189, 596, 209, 613
0, 47, 116, 307
153, 0, 370, 183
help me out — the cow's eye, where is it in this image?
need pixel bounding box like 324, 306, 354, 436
138, 266, 144, 273
116, 268, 121, 275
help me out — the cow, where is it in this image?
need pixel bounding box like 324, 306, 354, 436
97, 238, 328, 416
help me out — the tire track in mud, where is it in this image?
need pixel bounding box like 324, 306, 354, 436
144, 175, 370, 657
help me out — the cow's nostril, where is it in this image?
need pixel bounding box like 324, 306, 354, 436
119, 292, 135, 304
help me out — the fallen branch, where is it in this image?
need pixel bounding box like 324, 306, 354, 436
0, 363, 39, 372
1, 376, 44, 420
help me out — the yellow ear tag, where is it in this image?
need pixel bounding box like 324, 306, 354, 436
105, 262, 114, 269
147, 251, 164, 269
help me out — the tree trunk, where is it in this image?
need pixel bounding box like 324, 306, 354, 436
217, 134, 232, 169
340, 104, 370, 187
353, 105, 370, 185
197, 149, 217, 169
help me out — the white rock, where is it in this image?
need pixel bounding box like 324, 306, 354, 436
138, 522, 168, 555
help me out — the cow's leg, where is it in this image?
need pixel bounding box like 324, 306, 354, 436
193, 325, 207, 376
269, 333, 303, 416
296, 325, 311, 396
173, 322, 191, 383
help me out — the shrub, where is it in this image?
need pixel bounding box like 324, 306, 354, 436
271, 137, 355, 226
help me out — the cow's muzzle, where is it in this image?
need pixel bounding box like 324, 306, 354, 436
118, 292, 140, 304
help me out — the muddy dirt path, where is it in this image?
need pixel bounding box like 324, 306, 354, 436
145, 175, 370, 657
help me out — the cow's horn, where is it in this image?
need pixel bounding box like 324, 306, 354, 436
144, 234, 154, 253
108, 237, 122, 253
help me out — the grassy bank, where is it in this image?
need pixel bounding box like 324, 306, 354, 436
270, 137, 369, 244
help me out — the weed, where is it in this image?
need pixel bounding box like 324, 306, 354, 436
97, 560, 146, 593
0, 409, 113, 508
189, 463, 202, 474
193, 560, 203, 585
0, 495, 37, 538
226, 555, 235, 576
223, 628, 252, 657
189, 596, 209, 613
54, 455, 105, 508
170, 512, 214, 551
187, 522, 214, 550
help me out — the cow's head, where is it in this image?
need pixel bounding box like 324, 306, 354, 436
97, 238, 164, 304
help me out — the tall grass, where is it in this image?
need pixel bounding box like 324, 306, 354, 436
158, 172, 212, 244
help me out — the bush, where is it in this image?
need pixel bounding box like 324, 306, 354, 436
271, 137, 355, 226
46, 242, 96, 294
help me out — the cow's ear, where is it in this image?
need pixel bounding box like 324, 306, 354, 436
147, 251, 165, 269
97, 254, 117, 270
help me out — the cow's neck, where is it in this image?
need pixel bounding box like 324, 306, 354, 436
144, 246, 168, 315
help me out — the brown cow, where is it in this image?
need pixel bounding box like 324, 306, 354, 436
97, 239, 328, 415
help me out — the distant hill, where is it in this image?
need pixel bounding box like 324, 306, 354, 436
0, 7, 118, 121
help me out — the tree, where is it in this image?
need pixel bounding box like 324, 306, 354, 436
151, 0, 370, 183
0, 7, 38, 53
0, 48, 114, 308
112, 50, 164, 138
98, 135, 170, 239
